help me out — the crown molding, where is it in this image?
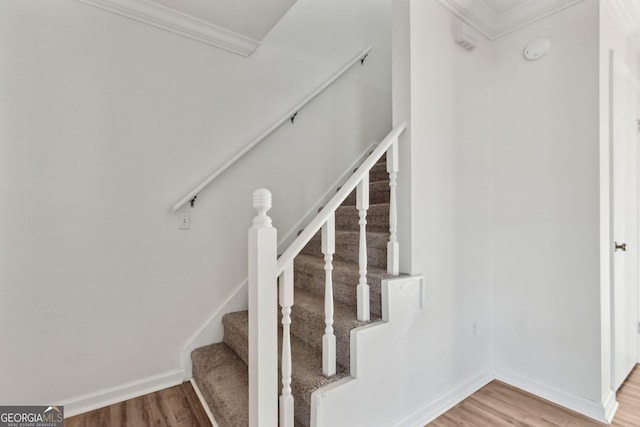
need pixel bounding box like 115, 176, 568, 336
435, 0, 586, 40
74, 0, 260, 57
434, 0, 497, 39
605, 0, 640, 49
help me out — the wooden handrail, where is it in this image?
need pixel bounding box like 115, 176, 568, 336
276, 121, 407, 275
173, 46, 373, 212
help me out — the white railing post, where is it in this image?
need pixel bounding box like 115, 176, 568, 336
248, 189, 278, 427
279, 260, 294, 427
387, 140, 399, 275
322, 212, 337, 377
356, 176, 370, 321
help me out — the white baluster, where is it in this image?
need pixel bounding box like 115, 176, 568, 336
322, 212, 336, 377
279, 260, 294, 427
387, 141, 399, 275
356, 176, 370, 321
248, 189, 278, 427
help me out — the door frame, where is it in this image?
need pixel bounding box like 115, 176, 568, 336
609, 49, 640, 391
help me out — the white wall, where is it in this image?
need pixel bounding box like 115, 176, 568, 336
391, 0, 495, 420
0, 0, 391, 409
491, 0, 605, 411
394, 0, 622, 422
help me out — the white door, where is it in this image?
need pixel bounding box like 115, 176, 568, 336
611, 51, 640, 391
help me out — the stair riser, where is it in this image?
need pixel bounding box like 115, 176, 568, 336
335, 205, 390, 233
292, 383, 311, 427
294, 269, 382, 318
271, 367, 330, 426
290, 305, 352, 369
369, 162, 388, 182
343, 181, 389, 206
301, 233, 388, 269
222, 316, 249, 365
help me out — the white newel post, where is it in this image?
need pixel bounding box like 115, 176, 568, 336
322, 212, 337, 377
387, 140, 399, 275
248, 189, 278, 427
279, 260, 294, 427
356, 176, 370, 321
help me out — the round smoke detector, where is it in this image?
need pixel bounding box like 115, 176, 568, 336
524, 38, 551, 61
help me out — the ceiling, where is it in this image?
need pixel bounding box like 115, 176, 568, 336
77, 0, 639, 55
480, 0, 533, 17
147, 0, 297, 41
606, 0, 640, 50
435, 0, 586, 40
74, 0, 297, 56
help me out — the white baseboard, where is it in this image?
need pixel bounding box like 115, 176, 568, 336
602, 388, 619, 423
389, 367, 494, 427
58, 369, 184, 417
494, 367, 615, 424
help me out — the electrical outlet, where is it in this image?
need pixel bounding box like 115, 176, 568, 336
179, 211, 191, 230
472, 321, 477, 336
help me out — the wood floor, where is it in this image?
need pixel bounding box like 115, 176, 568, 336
428, 365, 640, 427
65, 382, 212, 427
612, 365, 640, 426
66, 366, 640, 426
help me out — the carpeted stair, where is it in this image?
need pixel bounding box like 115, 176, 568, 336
191, 155, 392, 426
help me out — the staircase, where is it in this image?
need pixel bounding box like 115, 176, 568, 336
191, 154, 393, 426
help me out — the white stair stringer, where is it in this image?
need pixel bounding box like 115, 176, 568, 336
309, 275, 427, 427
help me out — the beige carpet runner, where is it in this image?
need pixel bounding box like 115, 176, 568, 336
192, 155, 393, 426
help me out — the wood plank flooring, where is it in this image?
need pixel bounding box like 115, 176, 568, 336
65, 366, 640, 426
65, 382, 212, 427
428, 365, 640, 427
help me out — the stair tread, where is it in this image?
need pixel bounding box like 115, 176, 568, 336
301, 230, 389, 270
290, 287, 378, 369
295, 253, 388, 278
213, 311, 350, 425
335, 203, 390, 233
191, 343, 248, 427
222, 311, 349, 389
367, 175, 390, 183
342, 181, 389, 205
309, 229, 390, 239
343, 180, 389, 191
293, 287, 371, 331
294, 253, 389, 318
336, 202, 389, 211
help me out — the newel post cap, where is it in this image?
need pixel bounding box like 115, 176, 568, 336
252, 188, 272, 227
